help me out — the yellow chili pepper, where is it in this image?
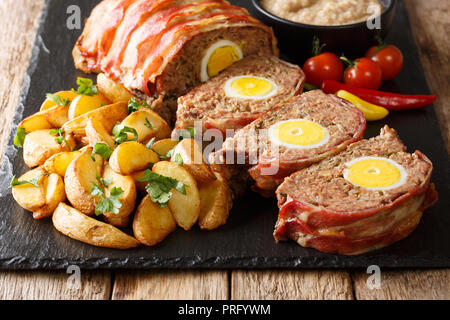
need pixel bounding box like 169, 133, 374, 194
336, 90, 389, 121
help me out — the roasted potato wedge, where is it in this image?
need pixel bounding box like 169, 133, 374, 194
198, 173, 232, 230
97, 73, 133, 103
68, 93, 110, 120
11, 167, 47, 212
102, 164, 137, 227
33, 173, 66, 219
152, 161, 200, 230
23, 129, 74, 167
132, 195, 176, 246
170, 138, 216, 183
65, 147, 104, 215
19, 110, 53, 132
85, 117, 115, 148
130, 170, 148, 194
109, 141, 159, 175
121, 108, 171, 142
40, 91, 77, 111
150, 138, 179, 157
45, 104, 70, 128
62, 101, 128, 136
43, 149, 82, 177
52, 203, 140, 249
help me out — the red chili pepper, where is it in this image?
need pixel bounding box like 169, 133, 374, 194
321, 80, 437, 110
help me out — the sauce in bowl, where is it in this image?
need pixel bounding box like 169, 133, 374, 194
260, 0, 384, 26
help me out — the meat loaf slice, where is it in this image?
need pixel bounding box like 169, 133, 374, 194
209, 90, 366, 197
274, 126, 438, 255
175, 55, 304, 133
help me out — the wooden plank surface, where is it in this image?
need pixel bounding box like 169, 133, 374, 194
231, 271, 353, 300
0, 0, 448, 300
0, 271, 111, 300
112, 271, 228, 300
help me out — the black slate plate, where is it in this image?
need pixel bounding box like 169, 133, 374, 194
0, 0, 449, 270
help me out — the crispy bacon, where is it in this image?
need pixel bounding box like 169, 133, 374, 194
74, 0, 277, 95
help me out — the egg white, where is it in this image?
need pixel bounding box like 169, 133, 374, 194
343, 156, 408, 190
268, 119, 330, 149
224, 75, 278, 100
200, 40, 243, 82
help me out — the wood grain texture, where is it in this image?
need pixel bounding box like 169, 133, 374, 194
231, 270, 353, 300
0, 0, 45, 160
112, 271, 228, 300
352, 269, 450, 300
404, 0, 450, 151
0, 271, 111, 300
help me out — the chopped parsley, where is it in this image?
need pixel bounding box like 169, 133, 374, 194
138, 169, 186, 207
45, 93, 71, 106
127, 98, 151, 113
144, 117, 153, 129
92, 143, 113, 160
90, 181, 124, 216
71, 77, 98, 96
173, 153, 183, 166
10, 173, 46, 188
13, 127, 26, 148
50, 128, 72, 151
112, 123, 138, 145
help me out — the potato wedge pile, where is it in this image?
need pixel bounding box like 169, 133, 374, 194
10, 75, 232, 249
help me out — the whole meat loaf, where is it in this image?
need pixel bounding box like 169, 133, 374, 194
73, 0, 278, 121
175, 54, 304, 133
274, 126, 438, 255
209, 90, 366, 197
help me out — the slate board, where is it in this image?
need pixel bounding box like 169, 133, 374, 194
0, 0, 449, 270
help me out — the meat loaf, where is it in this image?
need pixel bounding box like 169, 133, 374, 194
209, 90, 366, 197
274, 126, 438, 255
73, 0, 278, 123
175, 55, 305, 132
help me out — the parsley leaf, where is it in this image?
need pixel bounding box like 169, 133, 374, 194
14, 127, 26, 148
144, 117, 153, 129
92, 143, 113, 160
112, 123, 138, 145
71, 77, 98, 96
90, 181, 124, 216
96, 174, 112, 188
127, 98, 150, 114
173, 153, 183, 166
46, 93, 71, 106
50, 128, 72, 151
10, 173, 44, 188
174, 127, 195, 141
138, 169, 186, 207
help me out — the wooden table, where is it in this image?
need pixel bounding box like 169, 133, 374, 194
0, 0, 449, 300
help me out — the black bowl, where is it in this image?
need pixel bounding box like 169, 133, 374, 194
252, 0, 397, 64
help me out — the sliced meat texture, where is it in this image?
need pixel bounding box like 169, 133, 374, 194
73, 0, 278, 102
274, 126, 438, 255
175, 55, 305, 133
209, 90, 366, 197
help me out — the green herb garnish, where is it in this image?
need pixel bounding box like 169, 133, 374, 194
50, 128, 72, 151
146, 137, 156, 149
90, 181, 124, 216
10, 173, 45, 188
138, 169, 186, 207
144, 117, 153, 129
173, 153, 183, 166
71, 77, 98, 96
175, 127, 195, 141
112, 123, 138, 145
13, 127, 26, 148
127, 98, 151, 114
46, 93, 71, 106
92, 143, 113, 160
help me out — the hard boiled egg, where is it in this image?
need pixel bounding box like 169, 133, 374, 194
343, 156, 407, 190
224, 76, 278, 100
201, 40, 243, 82
268, 119, 330, 149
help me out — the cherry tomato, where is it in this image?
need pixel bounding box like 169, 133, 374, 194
343, 57, 382, 90
366, 44, 403, 81
303, 52, 344, 87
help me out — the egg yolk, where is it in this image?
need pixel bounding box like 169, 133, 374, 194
271, 120, 328, 147
229, 77, 275, 97
344, 158, 404, 189
207, 46, 241, 78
